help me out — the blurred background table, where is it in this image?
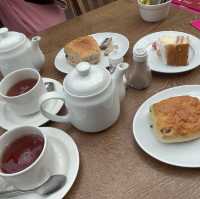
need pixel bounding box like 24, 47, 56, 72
1, 0, 200, 198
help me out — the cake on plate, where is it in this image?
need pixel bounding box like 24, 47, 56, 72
64, 35, 101, 66
150, 96, 200, 143
153, 35, 190, 66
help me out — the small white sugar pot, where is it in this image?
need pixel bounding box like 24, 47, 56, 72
40, 62, 129, 133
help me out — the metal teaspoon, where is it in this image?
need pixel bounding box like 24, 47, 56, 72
0, 175, 66, 198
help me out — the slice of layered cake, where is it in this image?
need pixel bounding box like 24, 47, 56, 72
176, 36, 190, 66
153, 35, 190, 66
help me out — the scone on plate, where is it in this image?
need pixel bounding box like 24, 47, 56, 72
153, 35, 190, 66
64, 36, 101, 66
150, 96, 200, 143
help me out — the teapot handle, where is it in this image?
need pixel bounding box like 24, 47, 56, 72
39, 91, 71, 123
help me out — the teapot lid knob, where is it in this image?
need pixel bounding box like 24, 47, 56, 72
0, 27, 8, 38
76, 62, 91, 76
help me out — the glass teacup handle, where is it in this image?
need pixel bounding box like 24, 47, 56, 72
39, 91, 71, 123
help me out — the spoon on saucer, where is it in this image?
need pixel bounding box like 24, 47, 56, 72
0, 175, 66, 198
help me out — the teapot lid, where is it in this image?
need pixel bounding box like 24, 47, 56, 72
64, 62, 111, 97
0, 27, 25, 53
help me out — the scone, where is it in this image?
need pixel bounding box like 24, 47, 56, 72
64, 36, 101, 66
150, 96, 200, 143
153, 35, 190, 66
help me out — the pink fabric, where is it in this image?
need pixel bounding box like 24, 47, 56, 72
172, 0, 200, 13
0, 0, 66, 37
191, 19, 200, 31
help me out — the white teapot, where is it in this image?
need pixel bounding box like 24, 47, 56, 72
40, 62, 129, 133
0, 27, 45, 76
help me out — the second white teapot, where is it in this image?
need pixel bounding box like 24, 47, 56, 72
0, 27, 45, 76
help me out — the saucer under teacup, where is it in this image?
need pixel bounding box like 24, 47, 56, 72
0, 127, 79, 199
0, 78, 63, 130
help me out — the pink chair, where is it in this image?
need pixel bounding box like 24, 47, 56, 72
0, 0, 66, 37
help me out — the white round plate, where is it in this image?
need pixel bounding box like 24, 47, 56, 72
0, 78, 63, 130
133, 31, 200, 73
133, 85, 200, 168
54, 32, 129, 74
1, 127, 79, 199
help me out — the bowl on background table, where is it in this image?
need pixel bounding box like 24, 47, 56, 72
137, 0, 172, 22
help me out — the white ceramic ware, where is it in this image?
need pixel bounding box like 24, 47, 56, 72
0, 127, 79, 199
0, 78, 63, 130
0, 68, 47, 116
108, 55, 124, 68
133, 31, 200, 73
54, 32, 129, 74
137, 0, 171, 22
108, 55, 126, 101
0, 27, 45, 76
133, 85, 200, 168
40, 62, 129, 133
0, 126, 50, 190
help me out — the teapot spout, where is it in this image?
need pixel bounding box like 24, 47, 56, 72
112, 63, 129, 81
31, 36, 45, 71
112, 63, 129, 102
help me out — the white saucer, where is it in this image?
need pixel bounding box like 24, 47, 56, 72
133, 85, 200, 168
0, 78, 63, 130
1, 127, 79, 199
133, 31, 200, 73
54, 32, 129, 74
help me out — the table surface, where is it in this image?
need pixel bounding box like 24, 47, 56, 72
1, 0, 200, 198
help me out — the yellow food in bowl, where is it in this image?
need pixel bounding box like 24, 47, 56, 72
140, 0, 151, 4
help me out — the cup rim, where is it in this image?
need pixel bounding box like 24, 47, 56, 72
0, 126, 47, 177
137, 0, 172, 8
0, 68, 40, 99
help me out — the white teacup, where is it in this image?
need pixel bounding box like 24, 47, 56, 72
0, 68, 47, 116
0, 126, 50, 190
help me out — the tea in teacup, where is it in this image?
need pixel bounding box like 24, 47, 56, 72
1, 134, 44, 174
6, 79, 38, 97
0, 126, 50, 190
0, 68, 46, 115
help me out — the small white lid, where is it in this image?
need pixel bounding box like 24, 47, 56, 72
108, 54, 124, 67
133, 48, 147, 62
64, 62, 111, 97
0, 27, 25, 53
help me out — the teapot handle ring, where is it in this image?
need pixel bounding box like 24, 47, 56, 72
39, 91, 71, 123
